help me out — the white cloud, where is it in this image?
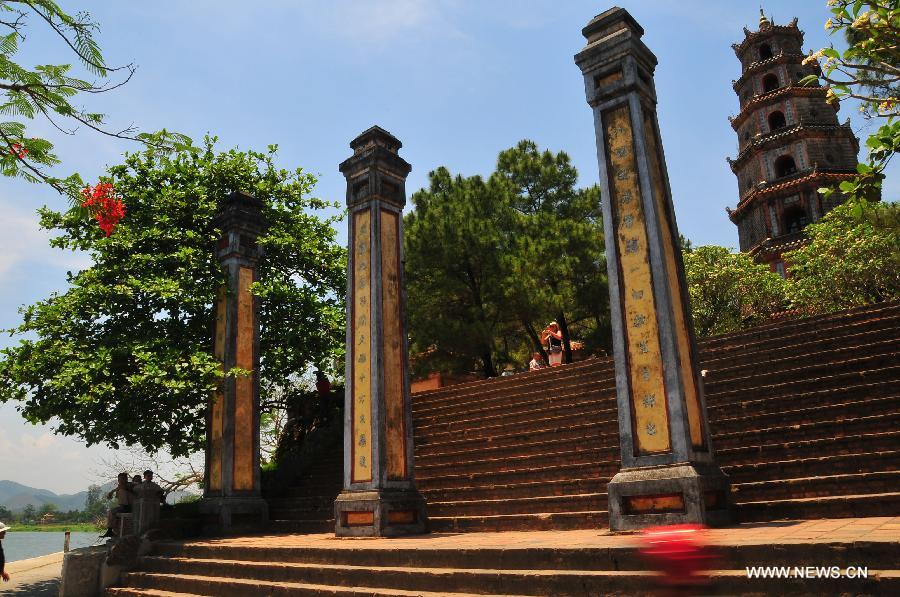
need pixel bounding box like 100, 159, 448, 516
0, 200, 91, 283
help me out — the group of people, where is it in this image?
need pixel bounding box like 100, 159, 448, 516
102, 469, 165, 538
529, 321, 564, 370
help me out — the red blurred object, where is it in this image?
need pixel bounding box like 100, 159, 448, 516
638, 524, 716, 588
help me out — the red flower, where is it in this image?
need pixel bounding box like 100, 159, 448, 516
10, 143, 28, 159
80, 183, 126, 236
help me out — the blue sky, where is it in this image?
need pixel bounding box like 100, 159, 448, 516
1, 0, 896, 494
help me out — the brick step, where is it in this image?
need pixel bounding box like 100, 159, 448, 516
709, 395, 899, 436
414, 407, 618, 445
414, 395, 617, 436
415, 420, 617, 454
428, 510, 608, 532
417, 459, 608, 491
420, 477, 607, 503
413, 382, 617, 429
736, 491, 900, 523
707, 380, 899, 417
712, 412, 900, 450
415, 431, 614, 465
106, 590, 204, 597
704, 352, 900, 396
413, 368, 616, 420
698, 301, 900, 351
427, 492, 606, 517
700, 327, 900, 377
704, 364, 900, 405
117, 572, 506, 597
267, 495, 337, 509
281, 484, 343, 499
723, 450, 900, 483
717, 430, 900, 467
270, 507, 333, 521
733, 471, 900, 503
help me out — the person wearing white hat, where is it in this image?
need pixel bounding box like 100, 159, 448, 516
0, 520, 10, 582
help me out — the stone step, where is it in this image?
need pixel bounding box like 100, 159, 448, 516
415, 419, 616, 455
266, 519, 334, 534
709, 395, 899, 436
699, 301, 900, 351
413, 382, 617, 428
417, 459, 608, 490
723, 450, 900, 483
107, 589, 206, 597
707, 380, 898, 418
414, 395, 617, 437
733, 470, 900, 503
416, 446, 613, 477
713, 412, 900, 450
119, 571, 512, 597
701, 329, 900, 380
426, 492, 606, 517
416, 433, 616, 467
428, 510, 608, 533
736, 492, 900, 522
717, 430, 900, 467
704, 354, 900, 396
420, 477, 606, 503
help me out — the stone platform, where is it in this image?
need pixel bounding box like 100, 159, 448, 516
107, 517, 899, 595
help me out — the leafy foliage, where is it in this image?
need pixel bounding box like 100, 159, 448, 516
0, 1, 189, 199
784, 199, 900, 312
404, 141, 608, 378
682, 246, 787, 337
0, 138, 346, 457
802, 1, 899, 206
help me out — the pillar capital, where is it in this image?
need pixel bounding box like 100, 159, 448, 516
339, 126, 411, 210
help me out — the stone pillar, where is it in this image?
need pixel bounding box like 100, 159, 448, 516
334, 126, 428, 537
575, 8, 730, 531
200, 190, 269, 532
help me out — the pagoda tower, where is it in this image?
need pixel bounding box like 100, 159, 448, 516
727, 10, 860, 276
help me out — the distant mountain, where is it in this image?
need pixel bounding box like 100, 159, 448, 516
0, 480, 193, 512
0, 480, 94, 512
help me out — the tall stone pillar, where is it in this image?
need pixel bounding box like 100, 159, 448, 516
575, 8, 730, 531
334, 126, 427, 537
200, 190, 269, 532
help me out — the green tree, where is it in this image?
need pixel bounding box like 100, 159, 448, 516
784, 199, 900, 313
683, 245, 787, 337
405, 168, 509, 378
0, 1, 188, 200
22, 503, 35, 522
803, 1, 899, 206
0, 505, 11, 520
0, 137, 346, 457
493, 140, 607, 364
82, 483, 107, 521
37, 502, 58, 517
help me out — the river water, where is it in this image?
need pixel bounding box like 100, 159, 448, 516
3, 532, 100, 562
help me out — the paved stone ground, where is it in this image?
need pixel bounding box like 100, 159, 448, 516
178, 516, 900, 550
3, 551, 63, 596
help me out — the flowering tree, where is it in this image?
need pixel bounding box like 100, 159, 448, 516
802, 1, 899, 208
0, 138, 346, 457
0, 1, 188, 201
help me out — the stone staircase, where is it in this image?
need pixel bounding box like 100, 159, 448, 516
262, 301, 900, 533
107, 528, 900, 596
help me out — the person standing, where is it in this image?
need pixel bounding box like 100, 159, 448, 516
542, 322, 564, 367
0, 520, 10, 583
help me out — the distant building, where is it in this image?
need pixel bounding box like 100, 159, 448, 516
727, 11, 861, 276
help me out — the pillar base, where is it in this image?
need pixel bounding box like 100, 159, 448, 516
334, 489, 428, 537
199, 496, 268, 535
607, 462, 731, 531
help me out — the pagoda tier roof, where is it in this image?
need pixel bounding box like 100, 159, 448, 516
747, 230, 808, 258
732, 51, 809, 92
732, 18, 802, 56
730, 85, 836, 130
729, 169, 856, 221
728, 122, 857, 172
